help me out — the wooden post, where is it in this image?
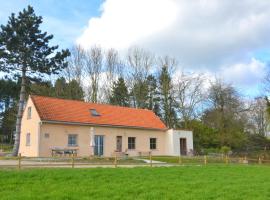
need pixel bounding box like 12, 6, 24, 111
114, 153, 117, 168
204, 155, 207, 165
178, 155, 182, 165
244, 156, 247, 163
258, 157, 262, 164
225, 155, 228, 164
150, 152, 152, 167
71, 153, 75, 168
18, 153, 21, 170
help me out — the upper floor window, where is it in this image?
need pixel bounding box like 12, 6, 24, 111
27, 107, 32, 119
150, 138, 157, 150
128, 137, 136, 150
68, 134, 78, 147
26, 133, 30, 146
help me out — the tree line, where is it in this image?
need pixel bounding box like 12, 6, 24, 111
0, 6, 269, 155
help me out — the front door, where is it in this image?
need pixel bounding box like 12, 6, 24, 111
116, 136, 122, 152
180, 138, 187, 156
94, 135, 104, 156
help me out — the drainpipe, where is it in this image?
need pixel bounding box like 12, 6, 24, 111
90, 127, 95, 156
37, 121, 42, 157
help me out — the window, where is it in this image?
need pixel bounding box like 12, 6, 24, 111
128, 137, 136, 150
27, 107, 31, 119
44, 133, 50, 138
68, 134, 78, 146
26, 133, 30, 146
90, 109, 100, 117
150, 138, 157, 150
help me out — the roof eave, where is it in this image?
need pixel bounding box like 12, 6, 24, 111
41, 120, 168, 131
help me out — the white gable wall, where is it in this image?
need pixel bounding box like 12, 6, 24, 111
165, 129, 193, 156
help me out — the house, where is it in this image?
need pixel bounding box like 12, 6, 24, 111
19, 95, 193, 157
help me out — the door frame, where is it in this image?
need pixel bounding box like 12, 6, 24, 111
94, 135, 104, 156
116, 136, 122, 152
179, 138, 187, 156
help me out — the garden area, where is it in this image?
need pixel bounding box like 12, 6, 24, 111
0, 165, 269, 199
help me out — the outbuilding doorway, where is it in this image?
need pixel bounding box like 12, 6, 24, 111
180, 138, 187, 155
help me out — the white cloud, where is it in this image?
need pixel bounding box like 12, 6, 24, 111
76, 0, 270, 95
221, 58, 266, 87
77, 0, 177, 49
77, 0, 270, 68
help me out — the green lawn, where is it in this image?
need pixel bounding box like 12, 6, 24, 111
0, 165, 269, 200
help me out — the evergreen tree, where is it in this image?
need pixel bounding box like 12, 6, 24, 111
146, 75, 161, 117
30, 81, 54, 97
109, 77, 129, 107
30, 78, 84, 100
0, 79, 20, 111
158, 66, 177, 128
67, 79, 84, 100
54, 77, 67, 98
0, 6, 70, 155
131, 80, 148, 108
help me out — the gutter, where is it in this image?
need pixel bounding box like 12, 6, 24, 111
41, 120, 168, 132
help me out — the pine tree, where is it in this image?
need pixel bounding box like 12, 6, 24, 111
158, 66, 177, 128
0, 6, 70, 155
146, 75, 160, 116
109, 77, 129, 107
67, 79, 84, 100
131, 80, 148, 108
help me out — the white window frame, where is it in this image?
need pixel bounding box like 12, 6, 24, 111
68, 134, 78, 147
150, 138, 157, 150
128, 137, 136, 150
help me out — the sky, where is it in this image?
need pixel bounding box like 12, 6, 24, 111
0, 0, 269, 98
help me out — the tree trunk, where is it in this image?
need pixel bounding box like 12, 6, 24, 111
12, 69, 26, 156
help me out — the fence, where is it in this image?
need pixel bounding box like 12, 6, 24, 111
1, 153, 270, 169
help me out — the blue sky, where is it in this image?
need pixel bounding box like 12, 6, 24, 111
0, 0, 103, 49
0, 0, 269, 98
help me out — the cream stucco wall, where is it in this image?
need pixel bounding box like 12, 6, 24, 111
18, 97, 41, 157
39, 123, 167, 157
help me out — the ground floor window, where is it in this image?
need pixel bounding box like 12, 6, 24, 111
68, 134, 78, 146
128, 137, 136, 149
150, 138, 157, 150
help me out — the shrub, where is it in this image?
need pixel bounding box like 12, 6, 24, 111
220, 146, 231, 155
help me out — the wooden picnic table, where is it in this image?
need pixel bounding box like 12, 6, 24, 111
51, 148, 78, 157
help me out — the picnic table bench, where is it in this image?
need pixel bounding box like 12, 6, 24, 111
51, 148, 78, 157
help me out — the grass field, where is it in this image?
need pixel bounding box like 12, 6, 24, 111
0, 165, 269, 200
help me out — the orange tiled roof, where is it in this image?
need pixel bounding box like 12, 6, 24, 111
30, 95, 167, 130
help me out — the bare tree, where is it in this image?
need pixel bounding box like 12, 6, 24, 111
248, 97, 268, 136
103, 48, 122, 103
65, 45, 86, 86
86, 46, 103, 103
127, 47, 154, 108
175, 72, 206, 128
